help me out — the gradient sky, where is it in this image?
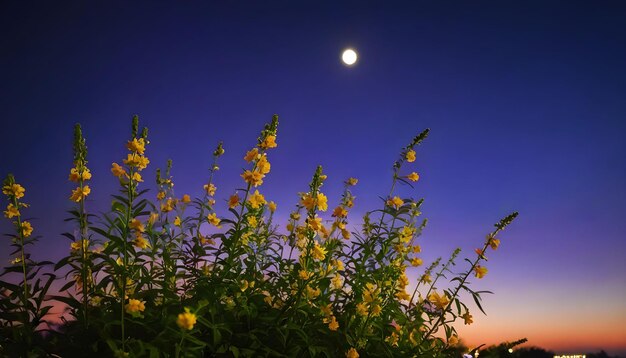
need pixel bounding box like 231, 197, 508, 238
1, 1, 625, 355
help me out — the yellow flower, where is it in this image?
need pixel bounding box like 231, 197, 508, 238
2, 183, 25, 199
370, 304, 382, 317
407, 172, 420, 182
341, 229, 350, 240
133, 233, 150, 249
306, 285, 321, 299
347, 177, 358, 186
462, 312, 473, 325
247, 216, 258, 228
332, 259, 345, 271
448, 335, 459, 346
298, 270, 311, 280
331, 273, 343, 289
320, 303, 332, 316
181, 194, 191, 203
4, 204, 20, 218
316, 193, 328, 212
204, 183, 216, 196
240, 280, 249, 292
387, 196, 404, 209
428, 291, 450, 310
489, 238, 500, 250
174, 216, 182, 227
129, 218, 145, 232
241, 170, 264, 187
399, 226, 414, 243
421, 273, 432, 283
125, 299, 145, 314
123, 153, 150, 170
126, 138, 146, 154
474, 265, 488, 279
268, 201, 277, 213
70, 185, 91, 202
346, 348, 359, 358
356, 302, 368, 316
406, 149, 416, 162
301, 193, 316, 210
70, 239, 89, 252
328, 315, 339, 331
256, 154, 271, 175
131, 172, 143, 183
244, 148, 259, 162
411, 245, 422, 253
410, 258, 423, 267
248, 189, 267, 209
161, 198, 175, 212
207, 213, 221, 227
156, 191, 166, 200
311, 242, 327, 261
228, 194, 240, 209
111, 163, 127, 178
259, 135, 277, 149
68, 167, 92, 182
395, 290, 411, 301
332, 206, 347, 218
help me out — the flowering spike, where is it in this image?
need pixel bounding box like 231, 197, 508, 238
131, 114, 139, 138
494, 212, 519, 230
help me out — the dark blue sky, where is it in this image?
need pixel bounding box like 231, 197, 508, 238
1, 1, 625, 353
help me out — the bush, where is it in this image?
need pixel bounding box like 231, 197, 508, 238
1, 114, 517, 357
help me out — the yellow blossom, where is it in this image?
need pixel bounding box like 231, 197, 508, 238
474, 265, 488, 279
247, 216, 258, 228
268, 201, 277, 213
407, 172, 420, 182
332, 259, 345, 271
244, 148, 259, 162
111, 163, 126, 178
332, 206, 347, 218
257, 154, 271, 174
395, 290, 411, 301
241, 170, 264, 187
240, 280, 249, 292
2, 183, 25, 199
207, 213, 221, 228
125, 299, 145, 314
156, 191, 166, 200
161, 198, 175, 212
181, 194, 191, 203
126, 138, 146, 154
70, 239, 89, 252
306, 285, 321, 299
347, 177, 358, 186
489, 238, 501, 250
410, 258, 423, 267
462, 312, 473, 325
399, 226, 414, 243
311, 242, 327, 261
123, 153, 149, 170
4, 204, 20, 218
320, 304, 332, 316
298, 270, 311, 280
412, 245, 422, 253
70, 185, 91, 202
356, 302, 368, 316
129, 218, 145, 232
68, 167, 92, 182
316, 193, 328, 212
428, 291, 450, 310
133, 234, 150, 249
387, 196, 404, 209
301, 193, 316, 210
370, 304, 382, 316
204, 183, 216, 196
174, 216, 182, 227
331, 273, 343, 289
131, 172, 143, 183
421, 274, 432, 283
259, 135, 277, 149
406, 149, 416, 162
248, 189, 267, 209
346, 348, 359, 358
341, 229, 350, 240
228, 193, 240, 209
328, 315, 339, 331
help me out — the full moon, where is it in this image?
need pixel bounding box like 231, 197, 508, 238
341, 48, 358, 65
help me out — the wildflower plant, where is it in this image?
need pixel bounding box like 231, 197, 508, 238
0, 114, 517, 357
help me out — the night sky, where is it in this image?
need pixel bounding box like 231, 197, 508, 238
1, 1, 625, 354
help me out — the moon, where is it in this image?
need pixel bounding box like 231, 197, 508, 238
341, 48, 358, 65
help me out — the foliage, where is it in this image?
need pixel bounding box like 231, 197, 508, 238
1, 115, 518, 357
